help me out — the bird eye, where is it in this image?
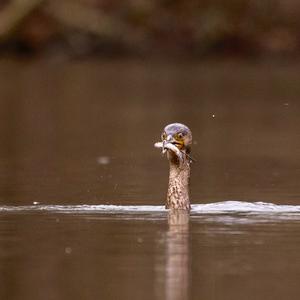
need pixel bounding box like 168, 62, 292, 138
177, 132, 184, 139
161, 132, 167, 140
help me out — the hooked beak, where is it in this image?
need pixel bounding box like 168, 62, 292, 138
162, 134, 175, 154
164, 135, 184, 150
161, 135, 184, 161
154, 138, 185, 163
162, 135, 175, 154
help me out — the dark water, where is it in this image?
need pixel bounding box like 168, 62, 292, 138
1, 59, 300, 299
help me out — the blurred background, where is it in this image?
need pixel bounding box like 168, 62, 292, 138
1, 0, 300, 206
1, 2, 300, 300
1, 0, 300, 58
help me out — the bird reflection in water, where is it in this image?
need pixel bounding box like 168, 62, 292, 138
156, 210, 190, 300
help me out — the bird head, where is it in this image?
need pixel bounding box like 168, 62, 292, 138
161, 123, 192, 155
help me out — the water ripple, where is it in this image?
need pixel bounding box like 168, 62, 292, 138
0, 201, 300, 215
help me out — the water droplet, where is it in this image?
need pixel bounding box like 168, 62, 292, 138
65, 247, 72, 254
97, 156, 110, 165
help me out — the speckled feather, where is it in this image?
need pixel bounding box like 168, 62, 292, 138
154, 123, 192, 211
166, 151, 191, 210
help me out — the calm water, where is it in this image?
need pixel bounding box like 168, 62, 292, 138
0, 59, 300, 299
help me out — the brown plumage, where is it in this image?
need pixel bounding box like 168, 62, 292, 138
154, 123, 193, 211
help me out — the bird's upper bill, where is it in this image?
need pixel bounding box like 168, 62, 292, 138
154, 123, 192, 159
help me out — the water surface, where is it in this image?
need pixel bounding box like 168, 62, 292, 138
0, 205, 300, 300
1, 60, 300, 299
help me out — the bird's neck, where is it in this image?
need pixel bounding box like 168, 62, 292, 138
166, 154, 191, 211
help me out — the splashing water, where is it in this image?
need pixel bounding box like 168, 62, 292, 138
0, 201, 300, 215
